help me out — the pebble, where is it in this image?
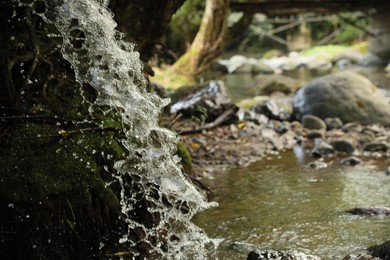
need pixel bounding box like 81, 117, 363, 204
363, 143, 388, 152
325, 117, 343, 130
311, 138, 335, 157
302, 114, 327, 130
330, 140, 355, 154
308, 160, 328, 169
340, 156, 361, 166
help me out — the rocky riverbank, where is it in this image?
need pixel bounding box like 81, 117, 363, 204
173, 72, 390, 178
163, 53, 390, 259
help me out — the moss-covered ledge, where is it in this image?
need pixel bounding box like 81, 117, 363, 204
0, 118, 127, 258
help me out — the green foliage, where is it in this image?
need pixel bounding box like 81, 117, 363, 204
300, 45, 347, 56
176, 141, 192, 174
191, 105, 208, 125
334, 13, 369, 44
166, 0, 205, 55
0, 122, 124, 203
310, 12, 368, 45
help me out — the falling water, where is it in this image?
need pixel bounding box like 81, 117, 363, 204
16, 0, 217, 258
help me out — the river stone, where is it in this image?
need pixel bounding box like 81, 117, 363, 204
347, 206, 390, 216
252, 60, 274, 74
330, 140, 355, 154
235, 63, 255, 74
385, 166, 390, 176
254, 74, 300, 95
252, 99, 290, 121
302, 115, 327, 130
311, 138, 335, 157
325, 117, 343, 130
343, 253, 381, 260
306, 129, 325, 139
359, 53, 387, 67
342, 122, 363, 133
340, 156, 361, 166
363, 143, 388, 152
368, 240, 390, 259
293, 71, 390, 126
247, 249, 320, 260
308, 160, 328, 169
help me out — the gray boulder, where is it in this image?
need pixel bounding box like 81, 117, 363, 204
293, 71, 390, 126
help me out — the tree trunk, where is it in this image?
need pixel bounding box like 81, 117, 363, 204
172, 0, 229, 76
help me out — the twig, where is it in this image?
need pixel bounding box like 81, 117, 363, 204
167, 113, 182, 129
178, 107, 236, 135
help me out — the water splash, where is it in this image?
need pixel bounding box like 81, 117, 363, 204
17, 0, 217, 258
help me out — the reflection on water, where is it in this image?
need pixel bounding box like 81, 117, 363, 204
195, 152, 390, 259
222, 67, 390, 103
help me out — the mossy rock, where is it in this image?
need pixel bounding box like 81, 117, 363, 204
177, 141, 192, 175
0, 122, 124, 203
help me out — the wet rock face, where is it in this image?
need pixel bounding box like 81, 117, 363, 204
293, 71, 390, 127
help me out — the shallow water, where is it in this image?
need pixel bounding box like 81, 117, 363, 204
222, 66, 390, 103
195, 152, 390, 259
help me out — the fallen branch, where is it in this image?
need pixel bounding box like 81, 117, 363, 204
178, 107, 236, 135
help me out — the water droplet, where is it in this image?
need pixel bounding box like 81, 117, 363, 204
10, 36, 15, 41
92, 149, 96, 154
8, 203, 14, 208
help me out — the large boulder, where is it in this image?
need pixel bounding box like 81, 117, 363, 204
293, 71, 390, 126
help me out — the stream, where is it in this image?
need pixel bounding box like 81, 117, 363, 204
193, 60, 390, 259
195, 151, 390, 259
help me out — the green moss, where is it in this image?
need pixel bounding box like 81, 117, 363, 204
0, 122, 124, 203
176, 141, 192, 174
300, 45, 346, 57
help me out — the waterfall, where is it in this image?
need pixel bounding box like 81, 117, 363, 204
16, 0, 217, 258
